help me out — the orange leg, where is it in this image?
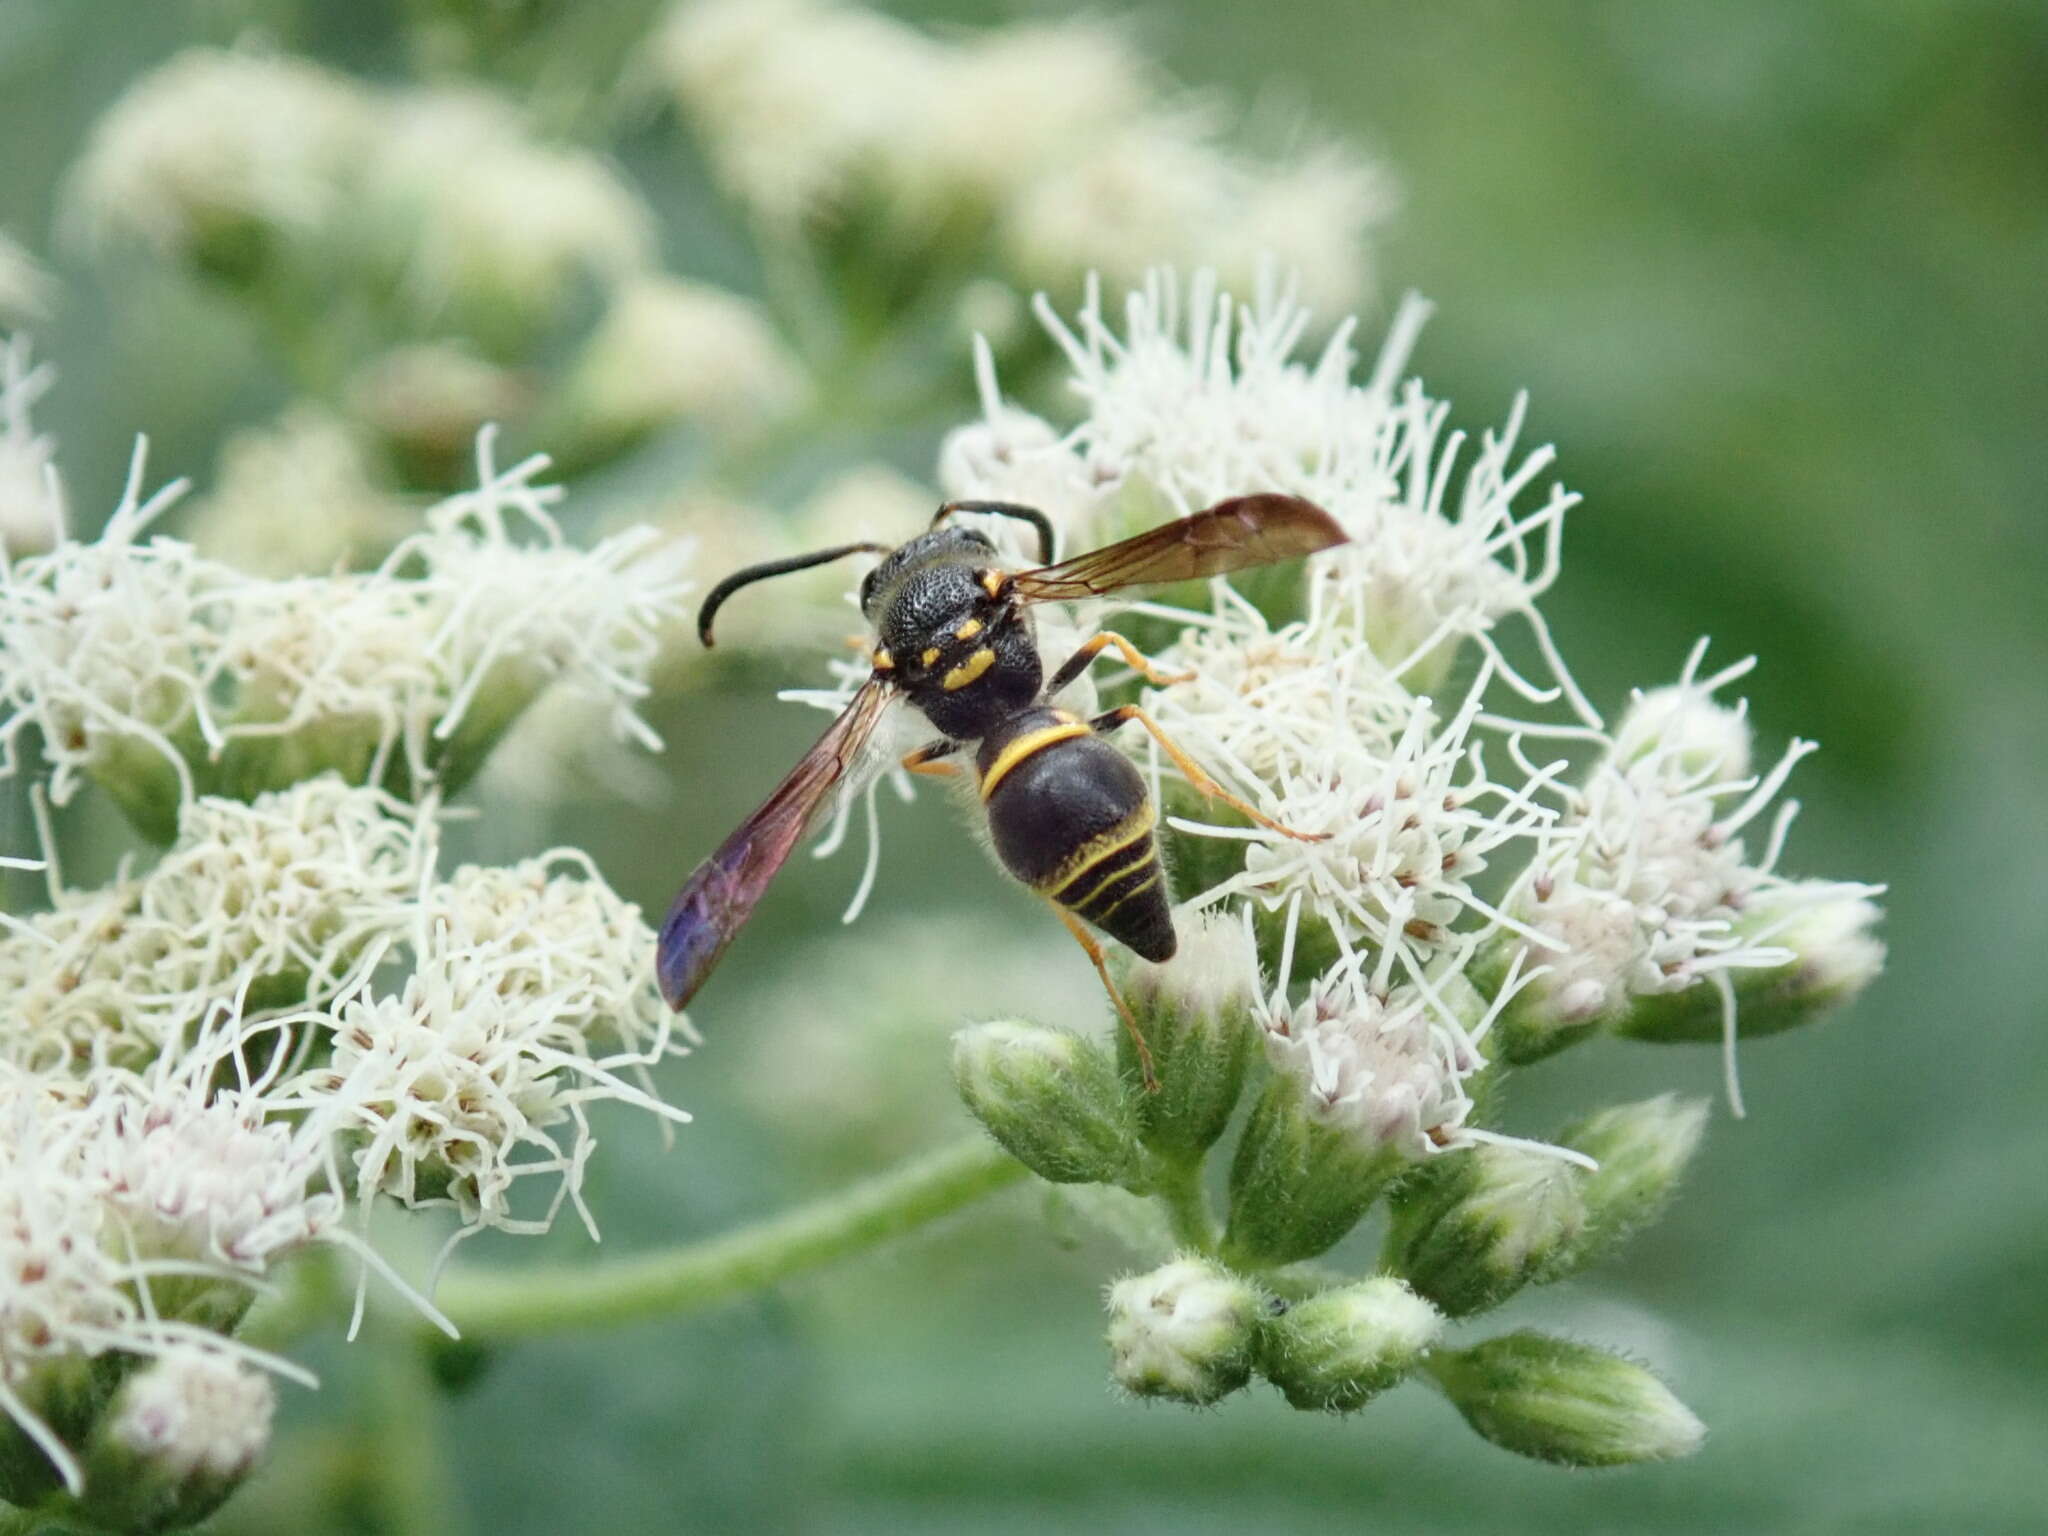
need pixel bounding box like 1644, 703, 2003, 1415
1093, 704, 1326, 843
901, 741, 964, 779
1050, 901, 1159, 1093
1047, 631, 1196, 694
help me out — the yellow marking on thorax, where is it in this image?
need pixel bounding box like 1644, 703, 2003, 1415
942, 647, 996, 691
1039, 802, 1158, 896
980, 569, 1006, 598
955, 617, 983, 640
978, 722, 1090, 800
872, 647, 894, 670
921, 647, 941, 667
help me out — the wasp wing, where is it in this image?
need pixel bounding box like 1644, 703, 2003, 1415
1007, 494, 1346, 602
657, 679, 893, 1010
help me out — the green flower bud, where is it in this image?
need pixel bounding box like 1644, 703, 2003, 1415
1425, 1332, 1705, 1467
1616, 885, 1885, 1044
1562, 1094, 1708, 1264
1221, 1078, 1403, 1268
77, 1348, 274, 1532
953, 1022, 1147, 1189
1386, 1145, 1587, 1317
1257, 1277, 1442, 1412
1104, 1257, 1264, 1405
1118, 913, 1259, 1163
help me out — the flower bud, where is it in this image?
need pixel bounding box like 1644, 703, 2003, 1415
78, 1347, 274, 1531
1613, 684, 1753, 783
1221, 1078, 1403, 1267
1118, 913, 1258, 1163
1425, 1332, 1705, 1467
1257, 1278, 1442, 1412
551, 275, 804, 463
953, 1022, 1146, 1189
1562, 1095, 1708, 1264
1386, 1145, 1587, 1317
1104, 1257, 1263, 1405
1615, 884, 1885, 1044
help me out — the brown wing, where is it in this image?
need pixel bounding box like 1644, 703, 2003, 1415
1007, 494, 1346, 602
657, 680, 892, 1010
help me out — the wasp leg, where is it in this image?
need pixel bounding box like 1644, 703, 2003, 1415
1091, 704, 1326, 843
1046, 631, 1197, 695
902, 740, 964, 779
1048, 900, 1159, 1093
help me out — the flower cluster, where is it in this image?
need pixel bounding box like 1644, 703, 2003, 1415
0, 433, 690, 840
941, 270, 1883, 1457
654, 1, 1391, 315
0, 418, 694, 1518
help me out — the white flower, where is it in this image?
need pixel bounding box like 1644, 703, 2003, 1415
562, 274, 806, 446
0, 779, 429, 1070
293, 853, 690, 1236
94, 1342, 275, 1486
83, 1065, 340, 1275
654, 0, 941, 226
65, 47, 374, 266
1258, 953, 1485, 1158
0, 433, 691, 815
184, 406, 415, 578
0, 335, 64, 557
346, 342, 527, 470
362, 88, 654, 335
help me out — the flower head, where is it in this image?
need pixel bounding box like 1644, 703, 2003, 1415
66, 48, 374, 276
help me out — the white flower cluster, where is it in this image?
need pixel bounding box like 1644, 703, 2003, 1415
0, 781, 690, 1488
68, 51, 650, 343
0, 777, 430, 1071
0, 434, 691, 821
654, 1, 1391, 312
936, 270, 1883, 1152
285, 850, 689, 1238
0, 1039, 324, 1494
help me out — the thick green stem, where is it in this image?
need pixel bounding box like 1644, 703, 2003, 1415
1152, 1162, 1221, 1254
439, 1137, 1026, 1340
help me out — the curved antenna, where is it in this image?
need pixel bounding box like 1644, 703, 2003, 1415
932, 500, 1057, 565
697, 543, 891, 647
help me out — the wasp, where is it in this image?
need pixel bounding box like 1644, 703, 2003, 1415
656, 494, 1346, 1087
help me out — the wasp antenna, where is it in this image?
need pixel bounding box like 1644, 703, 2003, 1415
933, 500, 1058, 565
696, 543, 892, 647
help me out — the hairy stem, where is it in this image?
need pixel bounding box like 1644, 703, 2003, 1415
1152, 1162, 1221, 1253
438, 1137, 1026, 1340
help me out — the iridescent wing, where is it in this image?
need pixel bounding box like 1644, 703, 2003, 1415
657, 679, 893, 1010
1006, 495, 1346, 602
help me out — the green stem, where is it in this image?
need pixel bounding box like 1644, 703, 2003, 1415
365, 1330, 461, 1536
1152, 1162, 1220, 1254
439, 1137, 1026, 1340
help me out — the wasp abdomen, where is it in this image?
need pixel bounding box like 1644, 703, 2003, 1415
978, 710, 1176, 963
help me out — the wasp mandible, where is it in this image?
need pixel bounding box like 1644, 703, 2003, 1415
656, 494, 1347, 1087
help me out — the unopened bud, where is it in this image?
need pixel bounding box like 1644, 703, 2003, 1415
1613, 685, 1753, 783
953, 1022, 1146, 1189
1104, 1257, 1263, 1405
1221, 1078, 1402, 1267
1562, 1095, 1708, 1264
78, 1347, 274, 1531
1257, 1278, 1442, 1412
1118, 913, 1258, 1163
1426, 1332, 1705, 1467
1387, 1145, 1587, 1317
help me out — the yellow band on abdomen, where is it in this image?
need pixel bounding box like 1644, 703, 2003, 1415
978, 722, 1090, 800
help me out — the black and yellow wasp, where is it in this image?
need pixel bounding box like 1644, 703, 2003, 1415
655, 494, 1345, 1084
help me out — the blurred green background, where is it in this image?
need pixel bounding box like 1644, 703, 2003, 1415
4, 1, 2045, 1531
